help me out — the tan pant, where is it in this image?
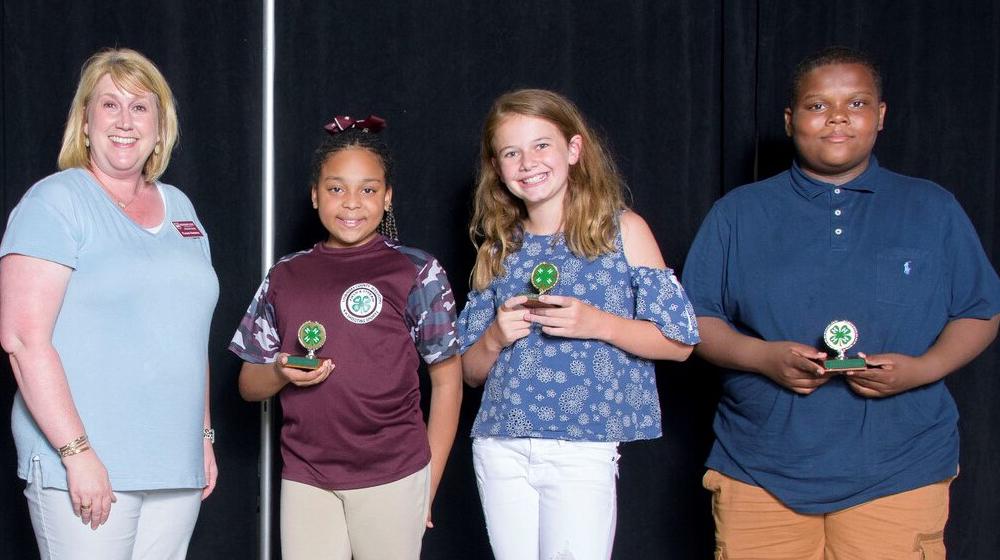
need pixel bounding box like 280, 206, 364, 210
703, 469, 951, 560
280, 464, 430, 560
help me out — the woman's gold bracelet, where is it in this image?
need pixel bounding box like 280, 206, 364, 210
57, 434, 90, 458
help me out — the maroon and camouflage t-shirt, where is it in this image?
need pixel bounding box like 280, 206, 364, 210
229, 235, 458, 489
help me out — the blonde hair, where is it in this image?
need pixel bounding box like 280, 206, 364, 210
57, 48, 178, 182
468, 89, 627, 291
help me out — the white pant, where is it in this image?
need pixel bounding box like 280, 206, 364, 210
25, 475, 201, 560
472, 437, 620, 560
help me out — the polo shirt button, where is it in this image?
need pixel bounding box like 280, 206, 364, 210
834, 209, 842, 216
834, 188, 842, 194
834, 228, 843, 235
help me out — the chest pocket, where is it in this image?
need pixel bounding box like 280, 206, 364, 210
875, 247, 936, 306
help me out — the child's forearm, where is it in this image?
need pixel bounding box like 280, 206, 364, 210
460, 326, 504, 387
600, 314, 694, 362
238, 361, 288, 401
919, 315, 999, 382
426, 355, 463, 510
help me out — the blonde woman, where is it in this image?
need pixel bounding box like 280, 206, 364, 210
0, 48, 218, 559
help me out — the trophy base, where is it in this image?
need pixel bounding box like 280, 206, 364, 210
285, 356, 322, 370
521, 293, 557, 309
824, 357, 867, 372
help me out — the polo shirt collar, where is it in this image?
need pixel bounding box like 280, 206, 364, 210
790, 156, 882, 199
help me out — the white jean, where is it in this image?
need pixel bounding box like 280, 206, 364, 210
472, 437, 620, 560
25, 469, 201, 560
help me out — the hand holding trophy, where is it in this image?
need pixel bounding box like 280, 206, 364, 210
522, 262, 560, 309
822, 319, 866, 372
285, 320, 328, 370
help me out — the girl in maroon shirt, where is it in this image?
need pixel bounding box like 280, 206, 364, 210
230, 117, 462, 560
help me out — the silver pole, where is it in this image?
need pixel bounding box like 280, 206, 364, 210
259, 0, 276, 558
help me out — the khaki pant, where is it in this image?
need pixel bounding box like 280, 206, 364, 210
703, 469, 951, 560
280, 464, 430, 560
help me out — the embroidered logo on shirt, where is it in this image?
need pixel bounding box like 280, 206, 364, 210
172, 221, 204, 238
340, 283, 383, 324
903, 260, 912, 275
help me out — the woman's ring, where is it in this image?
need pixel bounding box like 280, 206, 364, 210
80, 504, 92, 511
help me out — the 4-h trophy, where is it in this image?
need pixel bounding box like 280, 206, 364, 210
822, 319, 866, 372
284, 320, 327, 370
522, 262, 560, 309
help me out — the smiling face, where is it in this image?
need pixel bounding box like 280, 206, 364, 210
492, 115, 581, 212
84, 73, 161, 181
784, 63, 886, 185
311, 147, 391, 249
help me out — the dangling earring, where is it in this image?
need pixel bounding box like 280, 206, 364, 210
153, 142, 161, 155
84, 136, 90, 148
377, 203, 399, 240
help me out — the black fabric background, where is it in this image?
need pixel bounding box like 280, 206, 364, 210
2, 2, 997, 558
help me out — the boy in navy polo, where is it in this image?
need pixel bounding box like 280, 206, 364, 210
683, 46, 1000, 558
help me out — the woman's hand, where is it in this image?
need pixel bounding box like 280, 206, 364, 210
202, 437, 218, 500
63, 450, 116, 530
273, 353, 334, 387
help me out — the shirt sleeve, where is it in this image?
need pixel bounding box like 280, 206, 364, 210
457, 285, 497, 354
406, 257, 459, 365
681, 202, 732, 322
0, 185, 82, 268
942, 197, 1000, 320
631, 266, 700, 345
228, 274, 282, 364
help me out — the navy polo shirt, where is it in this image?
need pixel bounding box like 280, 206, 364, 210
683, 157, 1000, 513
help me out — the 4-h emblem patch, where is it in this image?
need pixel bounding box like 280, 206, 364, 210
531, 262, 559, 295
824, 319, 858, 356
340, 283, 383, 324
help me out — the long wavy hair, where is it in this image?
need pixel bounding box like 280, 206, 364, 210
58, 48, 179, 182
469, 89, 627, 291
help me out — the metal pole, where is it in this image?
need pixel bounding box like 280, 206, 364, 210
259, 0, 276, 558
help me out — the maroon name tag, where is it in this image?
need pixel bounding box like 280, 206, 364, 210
172, 221, 204, 238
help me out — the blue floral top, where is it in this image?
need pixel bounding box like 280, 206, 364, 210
458, 230, 700, 442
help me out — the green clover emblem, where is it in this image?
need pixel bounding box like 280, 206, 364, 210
302, 326, 322, 346
351, 294, 373, 314
531, 262, 559, 295
823, 319, 859, 357
828, 324, 852, 346
297, 321, 326, 352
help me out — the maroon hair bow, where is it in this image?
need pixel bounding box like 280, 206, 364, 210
324, 115, 386, 135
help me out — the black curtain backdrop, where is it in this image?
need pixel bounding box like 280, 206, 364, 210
3, 1, 999, 559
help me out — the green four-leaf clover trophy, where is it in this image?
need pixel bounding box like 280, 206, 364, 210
822, 319, 866, 372
285, 320, 327, 370
523, 262, 560, 309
